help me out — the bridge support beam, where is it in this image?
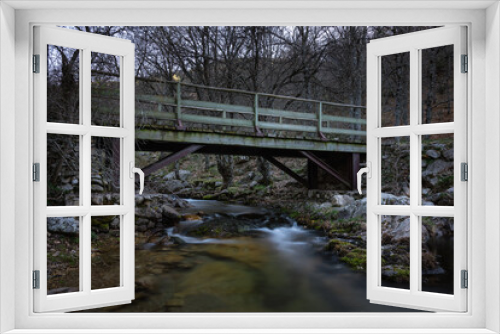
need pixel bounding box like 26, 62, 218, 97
263, 155, 308, 188
300, 151, 352, 189
141, 144, 204, 177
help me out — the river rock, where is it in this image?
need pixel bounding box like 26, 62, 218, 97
423, 160, 453, 176
47, 217, 79, 236
110, 217, 120, 229
443, 149, 454, 160
381, 193, 410, 205
162, 205, 181, 221
162, 180, 188, 193
318, 202, 333, 210
425, 149, 441, 159
91, 194, 103, 205
91, 184, 104, 193
338, 194, 410, 220
164, 169, 191, 182
332, 194, 354, 207
61, 184, 74, 192
135, 194, 145, 206
91, 175, 103, 186
338, 198, 367, 220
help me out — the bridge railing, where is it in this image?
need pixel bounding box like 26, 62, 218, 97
133, 81, 367, 142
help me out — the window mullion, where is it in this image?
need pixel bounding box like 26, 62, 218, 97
82, 48, 92, 295
409, 48, 420, 294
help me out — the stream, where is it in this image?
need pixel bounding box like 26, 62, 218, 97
89, 200, 417, 312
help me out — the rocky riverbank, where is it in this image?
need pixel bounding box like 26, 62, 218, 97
47, 139, 454, 291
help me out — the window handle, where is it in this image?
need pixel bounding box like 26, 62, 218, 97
357, 162, 371, 195
129, 162, 145, 195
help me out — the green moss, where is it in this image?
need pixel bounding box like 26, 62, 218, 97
192, 225, 210, 236
392, 268, 410, 282
202, 194, 217, 200
437, 175, 454, 189
325, 239, 366, 271
48, 253, 78, 267
227, 187, 240, 194
422, 217, 436, 227
340, 249, 367, 271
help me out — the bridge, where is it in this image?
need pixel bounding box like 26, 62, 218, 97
107, 80, 366, 189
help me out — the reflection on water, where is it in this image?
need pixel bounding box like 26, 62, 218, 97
85, 200, 419, 313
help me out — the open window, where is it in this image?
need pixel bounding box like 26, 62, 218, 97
33, 26, 140, 312
32, 24, 468, 315
363, 26, 467, 312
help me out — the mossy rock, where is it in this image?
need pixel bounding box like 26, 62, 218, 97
202, 194, 217, 200
340, 249, 367, 271
226, 187, 240, 195
91, 216, 115, 232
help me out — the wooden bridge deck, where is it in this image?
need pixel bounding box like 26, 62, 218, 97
136, 128, 366, 155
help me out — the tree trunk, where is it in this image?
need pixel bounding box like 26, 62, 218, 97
257, 156, 273, 185
216, 155, 234, 189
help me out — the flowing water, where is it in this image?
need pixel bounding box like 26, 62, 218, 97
89, 200, 417, 313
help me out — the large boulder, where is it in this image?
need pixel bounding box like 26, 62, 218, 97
338, 197, 367, 220
161, 205, 181, 221
162, 180, 188, 193
163, 169, 191, 182
423, 160, 453, 177
381, 193, 410, 206
338, 194, 410, 220
47, 217, 79, 236
332, 194, 354, 207
425, 149, 441, 159
443, 149, 454, 161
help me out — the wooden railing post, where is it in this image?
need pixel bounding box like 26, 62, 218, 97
222, 109, 226, 131
254, 93, 263, 136
175, 81, 185, 130
317, 102, 326, 140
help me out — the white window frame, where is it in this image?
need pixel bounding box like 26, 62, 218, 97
33, 26, 137, 313
0, 1, 499, 333
365, 26, 468, 312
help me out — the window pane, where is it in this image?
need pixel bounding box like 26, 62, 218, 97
47, 45, 80, 124
422, 133, 454, 206
381, 215, 410, 290
47, 217, 80, 294
91, 52, 121, 127
421, 45, 454, 124
91, 137, 121, 205
421, 217, 454, 294
381, 52, 410, 127
381, 136, 410, 203
47, 134, 80, 206
91, 215, 121, 290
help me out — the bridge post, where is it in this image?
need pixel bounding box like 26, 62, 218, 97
317, 102, 327, 141
254, 93, 263, 136
175, 81, 186, 130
